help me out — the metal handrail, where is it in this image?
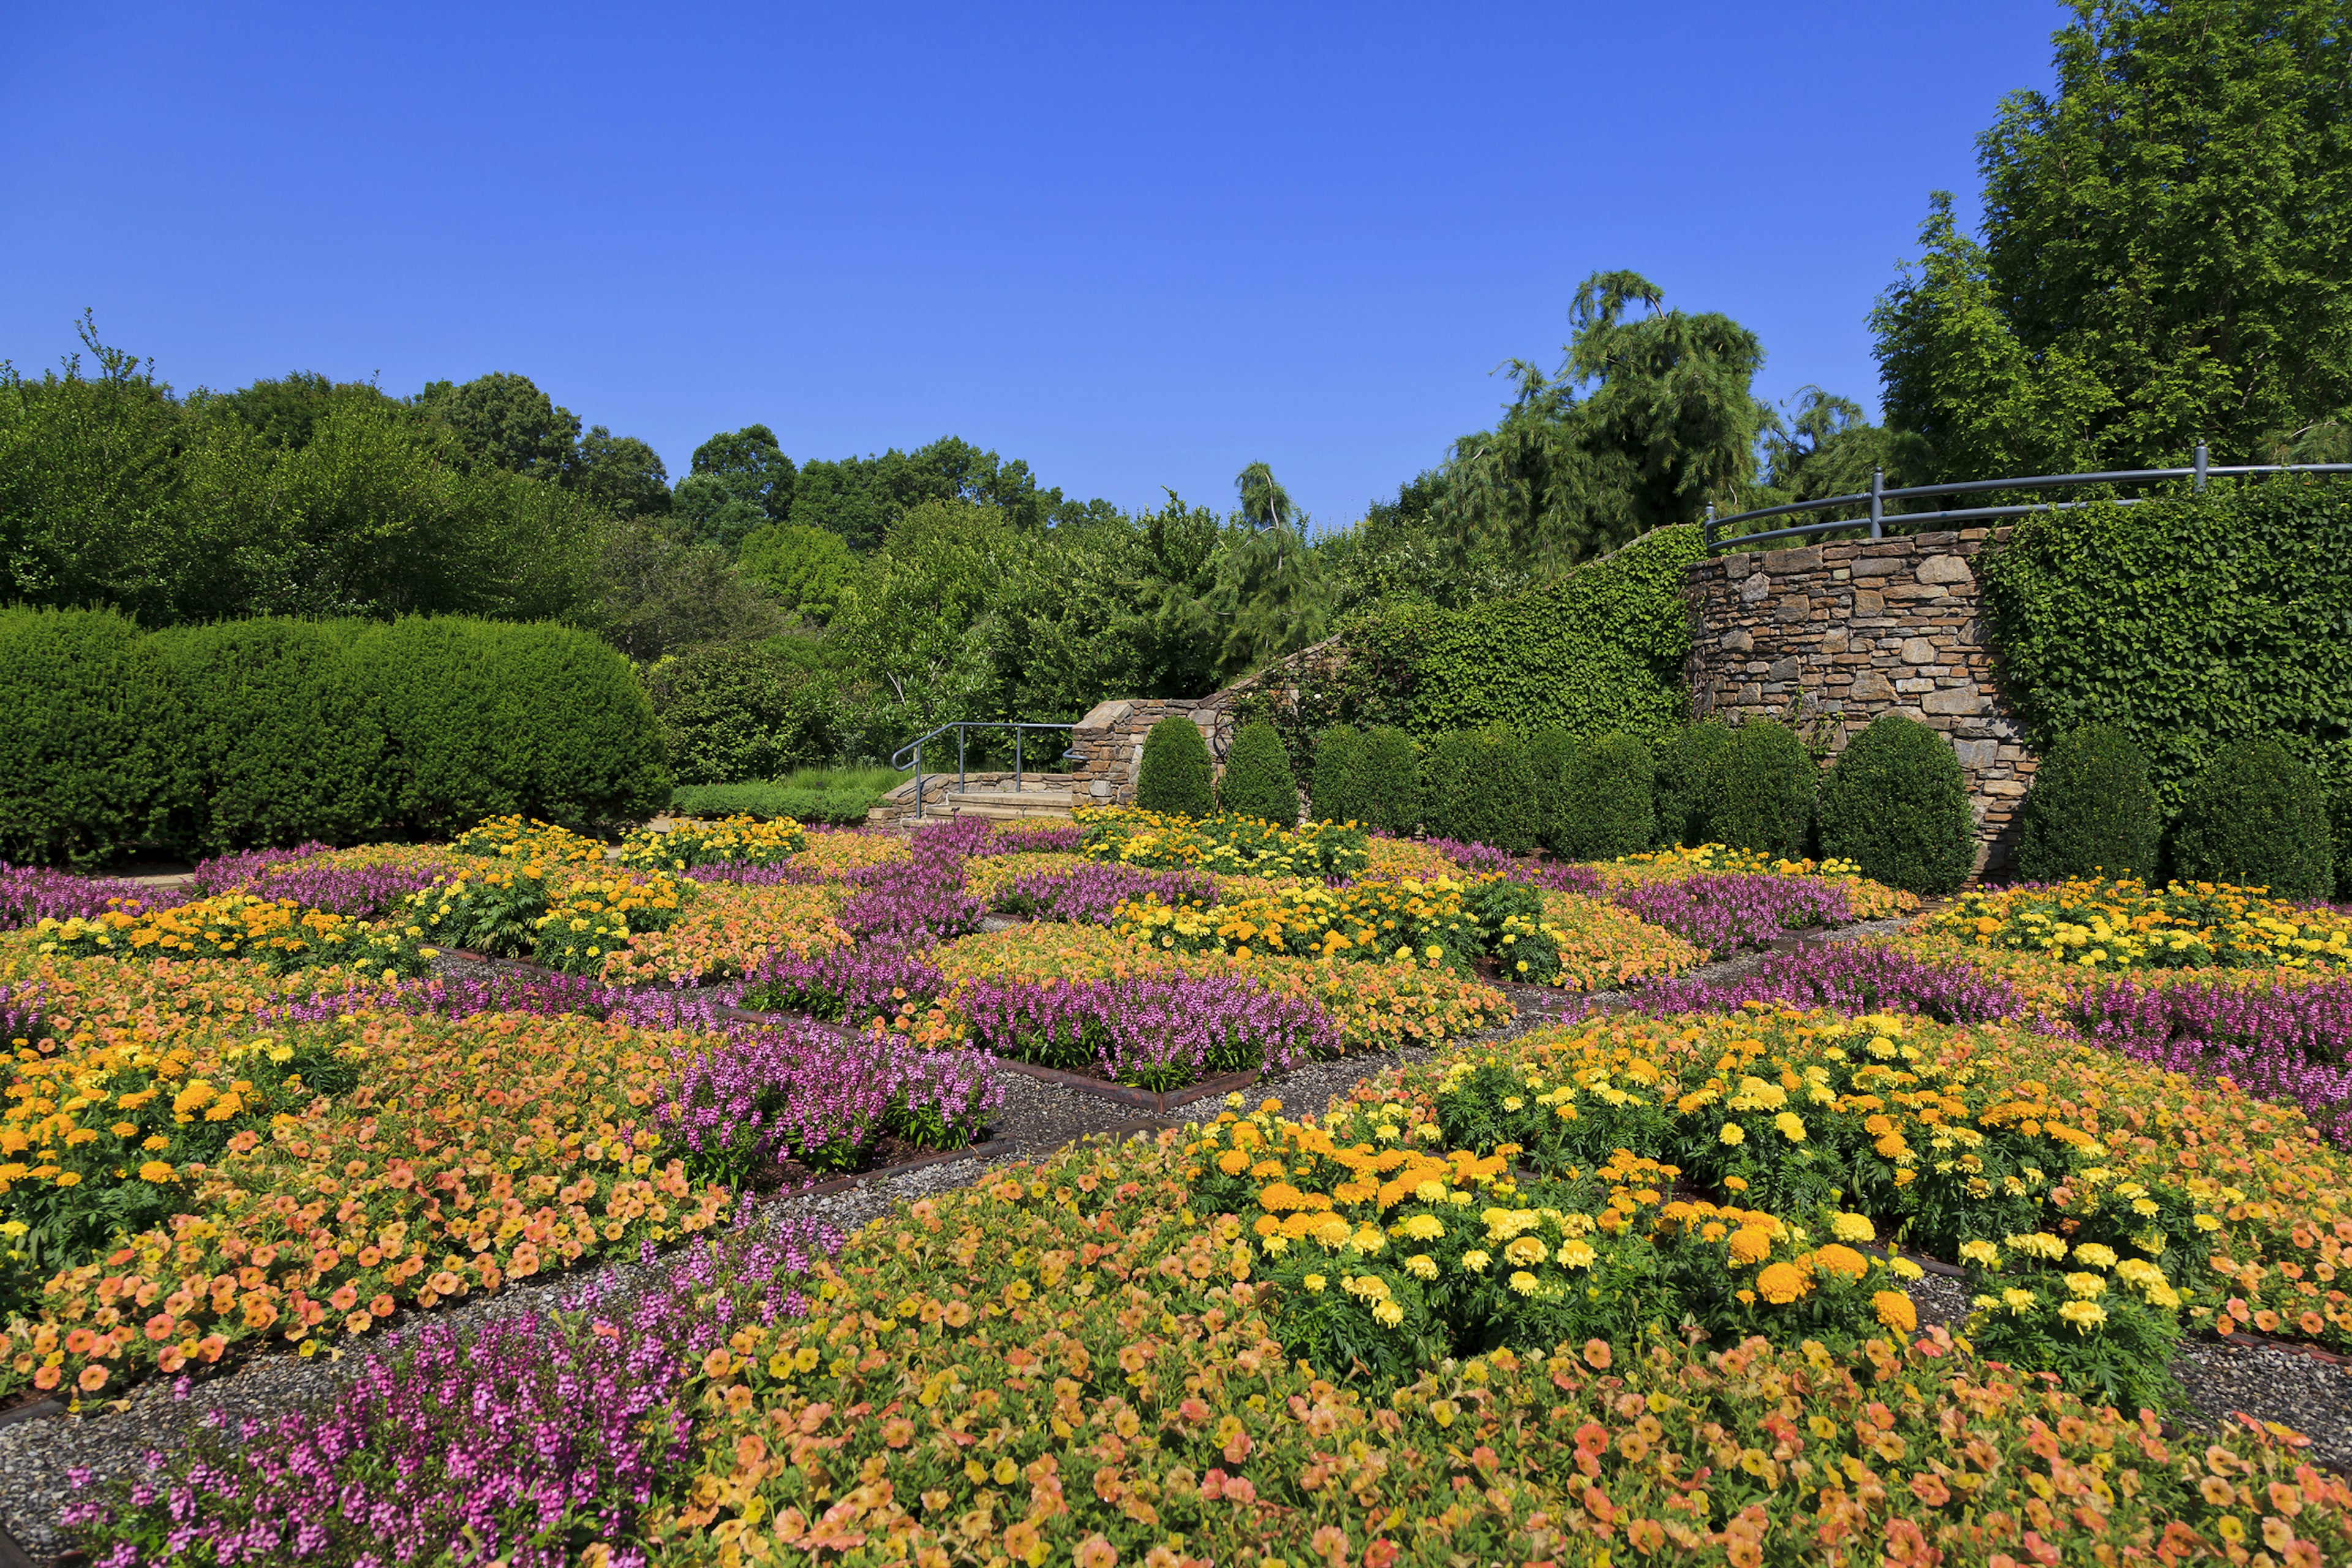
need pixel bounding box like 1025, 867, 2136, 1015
1703, 443, 2352, 553
889, 720, 1084, 820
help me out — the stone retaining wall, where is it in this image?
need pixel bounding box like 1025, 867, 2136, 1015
1683, 528, 2034, 870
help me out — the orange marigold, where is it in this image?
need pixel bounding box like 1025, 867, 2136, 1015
1727, 1226, 1774, 1265
1873, 1291, 1918, 1332
1755, 1262, 1809, 1303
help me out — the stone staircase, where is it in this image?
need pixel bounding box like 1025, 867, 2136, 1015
935, 787, 1076, 822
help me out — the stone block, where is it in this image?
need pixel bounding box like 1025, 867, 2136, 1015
1899, 637, 1939, 663
1852, 590, 1884, 615
1848, 670, 1896, 702
1774, 597, 1814, 623
1719, 627, 1753, 654
1850, 556, 1906, 577
1895, 677, 1935, 694
1882, 582, 1949, 603
1739, 573, 1770, 605
1916, 554, 1974, 585
1953, 739, 1999, 771
1766, 657, 1800, 682
1921, 688, 1988, 716
1818, 629, 1849, 654
1762, 546, 1820, 574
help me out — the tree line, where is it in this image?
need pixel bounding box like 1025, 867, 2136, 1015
4, 1, 2345, 771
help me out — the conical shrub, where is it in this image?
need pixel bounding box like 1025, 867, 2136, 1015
2015, 724, 2160, 881
2172, 739, 2333, 899
1310, 725, 1367, 825
1219, 722, 1300, 824
1704, 718, 1813, 860
1134, 715, 1215, 818
1356, 726, 1422, 836
1815, 714, 1975, 894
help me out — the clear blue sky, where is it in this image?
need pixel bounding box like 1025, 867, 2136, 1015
1, 2, 2060, 531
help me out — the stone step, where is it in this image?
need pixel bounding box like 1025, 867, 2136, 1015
936, 789, 1075, 821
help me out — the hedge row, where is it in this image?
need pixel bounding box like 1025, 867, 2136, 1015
0, 608, 669, 868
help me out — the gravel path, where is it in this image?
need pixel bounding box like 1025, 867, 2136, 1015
8, 918, 2349, 1559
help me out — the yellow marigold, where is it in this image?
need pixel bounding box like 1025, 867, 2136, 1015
1872, 1291, 1917, 1332
1830, 1213, 1875, 1243
1719, 1122, 1746, 1146
1773, 1111, 1807, 1142
2057, 1298, 2108, 1331
1727, 1226, 1773, 1265
1755, 1262, 1809, 1304
136, 1160, 175, 1183
1813, 1244, 1869, 1281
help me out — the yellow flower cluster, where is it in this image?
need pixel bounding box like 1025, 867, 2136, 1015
32, 896, 425, 979
1112, 876, 1475, 964
1075, 806, 1370, 880
449, 815, 610, 864
1933, 877, 2352, 970
614, 814, 807, 872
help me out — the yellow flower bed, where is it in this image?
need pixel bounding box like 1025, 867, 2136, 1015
448, 815, 611, 864
1932, 876, 2352, 971
1537, 890, 1705, 989
1076, 805, 1370, 880
614, 813, 808, 872
32, 895, 426, 978
1112, 877, 1480, 963
1362, 836, 1462, 880
960, 851, 1092, 905
1602, 843, 1918, 919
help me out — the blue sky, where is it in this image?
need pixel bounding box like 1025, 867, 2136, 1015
1, 2, 2060, 532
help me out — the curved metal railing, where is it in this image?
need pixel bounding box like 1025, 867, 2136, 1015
1704, 443, 2352, 553
889, 720, 1085, 821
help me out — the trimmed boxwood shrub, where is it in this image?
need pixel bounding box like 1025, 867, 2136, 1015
1655, 720, 1730, 849
2014, 724, 2161, 882
1705, 718, 1814, 860
1528, 728, 1577, 853
1550, 732, 1657, 861
1308, 724, 1366, 826
2335, 783, 2352, 900
647, 639, 835, 787
1357, 725, 1422, 837
154, 618, 391, 853
0, 607, 187, 869
1218, 721, 1299, 824
1422, 729, 1540, 853
352, 617, 669, 839
1134, 715, 1215, 817
2171, 738, 2334, 899
1815, 714, 1975, 895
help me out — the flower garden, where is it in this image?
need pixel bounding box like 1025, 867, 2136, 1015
6, 808, 2352, 1566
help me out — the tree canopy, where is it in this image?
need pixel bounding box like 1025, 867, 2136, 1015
1873, 0, 2352, 476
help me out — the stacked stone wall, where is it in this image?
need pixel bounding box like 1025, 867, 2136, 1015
1683, 528, 2034, 869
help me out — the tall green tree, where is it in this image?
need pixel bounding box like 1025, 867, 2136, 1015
673, 423, 794, 552
1874, 1, 2352, 476
573, 426, 672, 519
414, 371, 582, 482
1434, 271, 1768, 571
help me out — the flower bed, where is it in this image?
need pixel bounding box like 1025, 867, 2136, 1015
615, 813, 809, 872
602, 881, 846, 985
1605, 870, 1852, 956
951, 971, 1333, 1089
1936, 876, 2352, 971
1536, 891, 1704, 990
977, 855, 1221, 925
30, 894, 431, 978
1114, 877, 1485, 965
0, 864, 154, 929
1077, 806, 1371, 880
1, 1005, 753, 1398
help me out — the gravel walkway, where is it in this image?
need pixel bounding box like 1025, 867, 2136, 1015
7, 917, 2350, 1559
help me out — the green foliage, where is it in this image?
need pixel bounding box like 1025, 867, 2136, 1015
1814, 714, 1975, 895
736, 523, 856, 624
1977, 484, 2352, 826
153, 619, 390, 853
1655, 720, 1731, 848
352, 618, 671, 839
1550, 732, 1657, 861
0, 326, 608, 627
2171, 738, 2334, 899
1422, 729, 1540, 853
1134, 716, 1215, 817
1705, 718, 1814, 860
647, 639, 837, 787
1308, 725, 1367, 826
1875, 6, 2352, 476
1356, 726, 1422, 837
1432, 272, 1770, 570
673, 424, 795, 554
0, 607, 186, 869
2335, 785, 2352, 900
1217, 722, 1300, 825
1325, 526, 1702, 744
2015, 725, 2163, 881
669, 778, 886, 826
413, 371, 581, 483
1526, 729, 1577, 853
593, 521, 792, 664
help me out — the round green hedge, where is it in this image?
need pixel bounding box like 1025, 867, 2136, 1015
1422, 728, 1540, 853
1355, 725, 1422, 837
154, 617, 391, 853
1134, 715, 1215, 818
2171, 738, 2334, 899
1308, 724, 1366, 826
647, 639, 836, 787
1655, 720, 1730, 849
1815, 714, 1975, 895
2014, 724, 2161, 882
1705, 718, 1814, 860
1218, 721, 1300, 824
1550, 732, 1657, 861
0, 607, 186, 869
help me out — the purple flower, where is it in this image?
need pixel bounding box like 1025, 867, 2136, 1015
951, 971, 1335, 1091
1423, 840, 1604, 894
0, 864, 154, 928
1618, 943, 2021, 1025
737, 946, 944, 1026
62, 1218, 842, 1568
1605, 872, 1850, 957
995, 862, 1218, 925
2067, 976, 2352, 1147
